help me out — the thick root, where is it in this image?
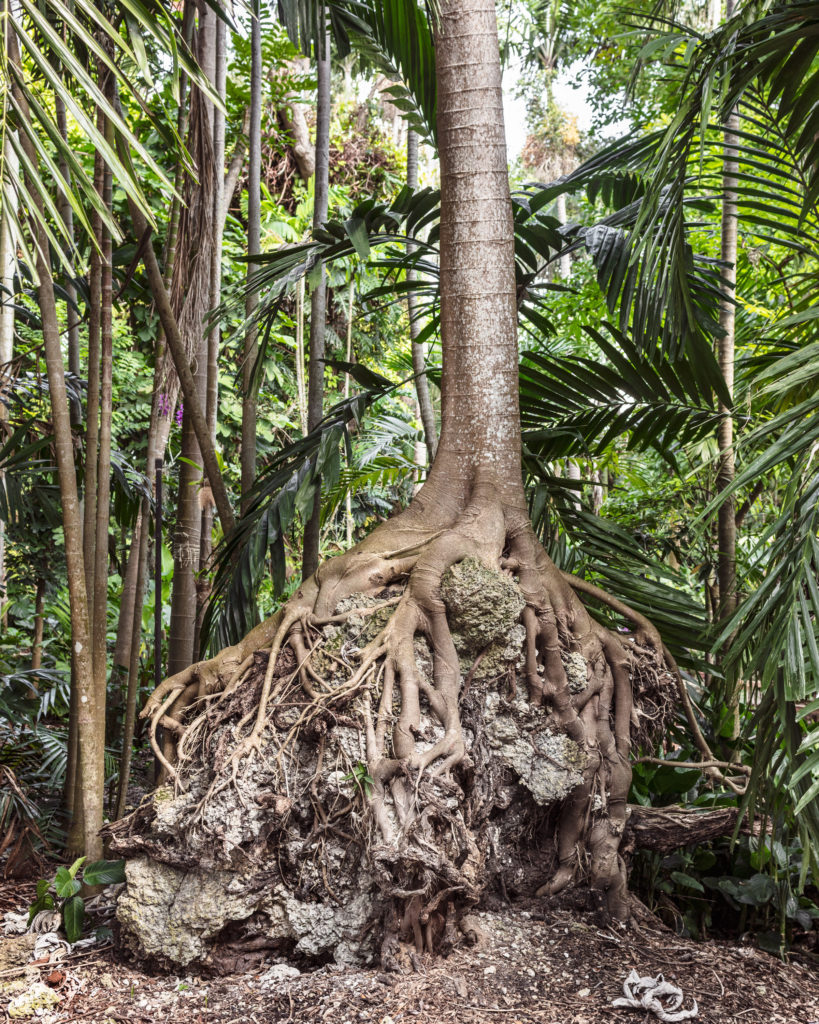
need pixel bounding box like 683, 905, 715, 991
130, 475, 690, 960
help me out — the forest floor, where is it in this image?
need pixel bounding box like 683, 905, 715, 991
2, 879, 819, 1024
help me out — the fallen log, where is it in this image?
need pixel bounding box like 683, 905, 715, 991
623, 804, 741, 855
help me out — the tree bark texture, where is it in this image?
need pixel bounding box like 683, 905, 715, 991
0, 141, 15, 621
54, 94, 82, 427
116, 498, 150, 819
168, 3, 217, 679
301, 23, 331, 580
717, 0, 738, 627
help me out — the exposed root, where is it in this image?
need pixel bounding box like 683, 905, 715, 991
132, 474, 706, 962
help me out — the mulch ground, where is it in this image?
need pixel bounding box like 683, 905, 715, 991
2, 880, 818, 1024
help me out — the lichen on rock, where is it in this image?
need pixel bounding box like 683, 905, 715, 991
8, 981, 60, 1018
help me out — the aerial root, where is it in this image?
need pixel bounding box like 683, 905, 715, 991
137, 488, 692, 940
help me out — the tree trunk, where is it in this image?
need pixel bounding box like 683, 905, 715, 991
82, 142, 104, 632
93, 144, 114, 729
54, 94, 82, 428
407, 129, 437, 464
165, 4, 218, 771
301, 21, 331, 580
279, 58, 316, 182
115, 498, 149, 819
6, 20, 102, 860
344, 276, 355, 546
556, 192, 571, 280
241, 0, 262, 516
31, 578, 45, 671
717, 0, 739, 732
196, 7, 227, 646
295, 279, 308, 434
0, 141, 15, 624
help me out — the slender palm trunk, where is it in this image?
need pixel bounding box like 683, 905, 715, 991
115, 497, 149, 819
82, 143, 104, 628
6, 20, 102, 859
717, 0, 738, 627
69, 112, 104, 857
407, 129, 437, 464
0, 142, 15, 623
295, 279, 308, 434
93, 145, 114, 713
241, 0, 262, 516
196, 10, 227, 651
717, 0, 740, 737
168, 1, 217, 709
556, 193, 571, 280
55, 94, 82, 427
31, 578, 45, 670
302, 21, 331, 579
344, 276, 354, 546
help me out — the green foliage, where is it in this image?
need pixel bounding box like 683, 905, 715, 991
29, 857, 125, 943
344, 761, 375, 798
634, 834, 819, 954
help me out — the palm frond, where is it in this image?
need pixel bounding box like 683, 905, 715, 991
203, 374, 397, 651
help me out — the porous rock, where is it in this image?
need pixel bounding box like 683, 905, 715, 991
117, 855, 383, 967
483, 690, 586, 804
440, 558, 525, 650
114, 575, 573, 969
0, 933, 36, 971
8, 981, 60, 1018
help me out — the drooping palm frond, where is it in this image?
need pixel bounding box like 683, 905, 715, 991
519, 323, 721, 470
549, 503, 711, 677
1, 0, 208, 268
713, 461, 819, 853
330, 0, 438, 143
612, 3, 819, 352
203, 370, 397, 651
239, 161, 727, 403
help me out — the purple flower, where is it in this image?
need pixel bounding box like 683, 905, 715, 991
158, 392, 171, 417
176, 403, 184, 426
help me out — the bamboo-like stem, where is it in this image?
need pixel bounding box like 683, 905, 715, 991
115, 498, 149, 819
302, 18, 331, 580
406, 129, 437, 464
6, 11, 101, 858
344, 276, 354, 548
241, 0, 262, 516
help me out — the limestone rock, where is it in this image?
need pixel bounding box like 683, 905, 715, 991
440, 558, 525, 650
117, 855, 383, 968
483, 690, 586, 804
0, 933, 36, 971
117, 858, 263, 966
8, 981, 60, 1018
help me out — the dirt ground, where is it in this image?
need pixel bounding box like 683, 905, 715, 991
2, 880, 819, 1024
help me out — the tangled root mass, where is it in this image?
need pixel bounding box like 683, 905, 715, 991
109, 483, 675, 969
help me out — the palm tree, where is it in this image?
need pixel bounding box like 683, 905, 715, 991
0, 0, 219, 856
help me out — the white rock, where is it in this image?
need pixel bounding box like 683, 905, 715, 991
2, 911, 29, 935
260, 963, 302, 988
